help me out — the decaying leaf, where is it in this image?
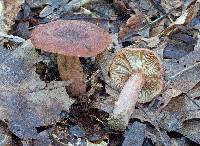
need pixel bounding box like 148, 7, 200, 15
141, 36, 160, 48
119, 13, 146, 39
194, 32, 200, 51
161, 0, 183, 17
158, 93, 200, 143
0, 0, 24, 32
122, 121, 145, 146
113, 0, 129, 13
0, 40, 74, 140
63, 0, 99, 12
163, 0, 200, 35
161, 63, 200, 107
164, 50, 200, 78
87, 140, 108, 146
163, 32, 196, 59
187, 82, 200, 99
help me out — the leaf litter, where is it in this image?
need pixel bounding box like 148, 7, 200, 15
1, 0, 200, 145
0, 40, 74, 141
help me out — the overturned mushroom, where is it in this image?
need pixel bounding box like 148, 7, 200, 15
31, 20, 112, 96
108, 48, 163, 130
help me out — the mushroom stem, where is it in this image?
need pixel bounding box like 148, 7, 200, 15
57, 54, 86, 96
108, 72, 145, 131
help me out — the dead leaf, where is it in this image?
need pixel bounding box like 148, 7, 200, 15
161, 63, 200, 107
164, 50, 200, 79
0, 40, 74, 140
119, 13, 146, 39
126, 13, 145, 30
161, 0, 183, 17
178, 119, 200, 144
113, 0, 129, 13
63, 0, 99, 13
141, 36, 160, 48
158, 94, 200, 143
0, 0, 24, 32
163, 32, 196, 59
122, 121, 145, 146
187, 82, 200, 99
150, 20, 165, 37
163, 0, 200, 35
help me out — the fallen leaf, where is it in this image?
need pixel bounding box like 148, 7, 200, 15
141, 36, 160, 48
164, 50, 200, 79
179, 119, 200, 144
119, 13, 146, 39
163, 32, 196, 59
0, 0, 24, 32
26, 0, 53, 8
194, 31, 200, 51
113, 0, 129, 13
122, 121, 145, 146
187, 82, 200, 99
163, 0, 200, 35
161, 63, 200, 107
0, 40, 74, 140
158, 95, 200, 143
161, 0, 183, 17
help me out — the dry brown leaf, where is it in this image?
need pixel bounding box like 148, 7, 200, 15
119, 13, 146, 39
141, 36, 160, 48
122, 121, 146, 146
126, 13, 145, 30
119, 25, 129, 39
150, 20, 165, 37
163, 0, 200, 35
163, 32, 196, 59
161, 63, 200, 107
164, 50, 200, 79
158, 94, 200, 143
113, 0, 129, 13
0, 0, 24, 32
161, 0, 183, 17
178, 119, 200, 144
187, 82, 200, 99
96, 49, 116, 87
0, 40, 74, 140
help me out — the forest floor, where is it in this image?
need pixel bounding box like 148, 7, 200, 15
0, 0, 200, 145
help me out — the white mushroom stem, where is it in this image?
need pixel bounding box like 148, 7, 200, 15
109, 72, 145, 130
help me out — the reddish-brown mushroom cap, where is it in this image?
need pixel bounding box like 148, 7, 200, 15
31, 20, 112, 57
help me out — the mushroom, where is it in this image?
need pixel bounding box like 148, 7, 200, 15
108, 48, 163, 130
31, 20, 112, 96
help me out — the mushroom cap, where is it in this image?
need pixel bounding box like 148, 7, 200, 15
31, 20, 112, 57
109, 48, 163, 103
